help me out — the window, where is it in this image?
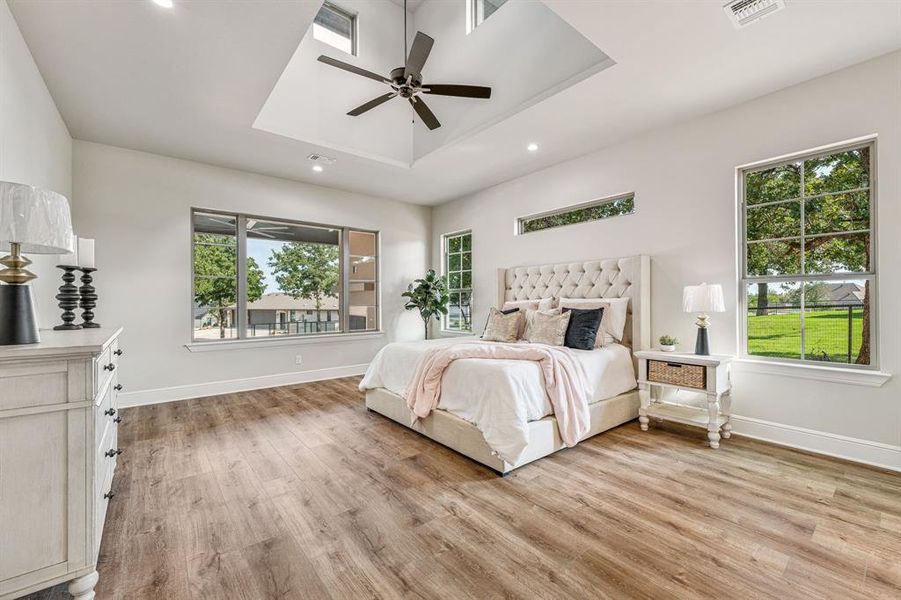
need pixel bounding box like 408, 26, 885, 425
517, 192, 635, 234
467, 0, 508, 33
442, 231, 472, 332
313, 2, 356, 55
740, 140, 875, 367
192, 209, 378, 342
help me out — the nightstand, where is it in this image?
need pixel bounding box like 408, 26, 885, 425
634, 350, 733, 448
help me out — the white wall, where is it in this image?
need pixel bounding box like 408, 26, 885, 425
431, 51, 901, 467
72, 141, 430, 403
0, 0, 72, 327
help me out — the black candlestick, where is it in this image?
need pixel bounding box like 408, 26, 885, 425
54, 266, 82, 331
78, 267, 100, 328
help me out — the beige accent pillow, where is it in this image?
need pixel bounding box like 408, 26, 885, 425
502, 298, 555, 338
524, 310, 571, 346
482, 307, 522, 342
559, 297, 630, 347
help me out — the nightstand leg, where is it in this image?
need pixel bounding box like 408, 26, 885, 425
721, 391, 733, 439
706, 394, 721, 449
638, 382, 651, 431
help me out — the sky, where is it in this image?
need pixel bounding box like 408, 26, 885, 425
248, 238, 285, 293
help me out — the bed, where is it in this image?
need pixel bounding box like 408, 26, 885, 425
362, 255, 650, 474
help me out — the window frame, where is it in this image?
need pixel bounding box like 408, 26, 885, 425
189, 207, 380, 344
313, 1, 358, 56
737, 136, 878, 370
466, 0, 507, 34
516, 192, 635, 235
441, 229, 473, 333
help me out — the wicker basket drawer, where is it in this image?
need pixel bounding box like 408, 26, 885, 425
648, 360, 707, 390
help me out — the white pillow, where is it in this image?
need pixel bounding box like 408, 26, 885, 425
558, 297, 629, 347
502, 298, 556, 312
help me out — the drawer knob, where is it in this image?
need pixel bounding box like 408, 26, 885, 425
104, 408, 117, 417
104, 363, 116, 372
114, 384, 123, 391
114, 416, 123, 424
105, 448, 123, 458
103, 491, 115, 500
114, 349, 123, 356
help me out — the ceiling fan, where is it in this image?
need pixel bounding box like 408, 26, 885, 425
316, 1, 491, 130
205, 216, 289, 239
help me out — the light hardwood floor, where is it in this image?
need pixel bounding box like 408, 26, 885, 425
24, 376, 901, 599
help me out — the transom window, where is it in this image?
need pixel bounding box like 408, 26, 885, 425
517, 192, 635, 235
191, 209, 377, 342
313, 2, 356, 55
740, 140, 876, 366
467, 0, 508, 33
443, 231, 472, 332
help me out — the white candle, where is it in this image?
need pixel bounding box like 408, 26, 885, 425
58, 234, 78, 267
77, 238, 95, 268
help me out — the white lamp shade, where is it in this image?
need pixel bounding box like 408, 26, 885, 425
683, 283, 725, 313
0, 181, 74, 254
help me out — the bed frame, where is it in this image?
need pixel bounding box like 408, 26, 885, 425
365, 255, 651, 474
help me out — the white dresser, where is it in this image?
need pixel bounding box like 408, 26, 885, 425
0, 328, 123, 600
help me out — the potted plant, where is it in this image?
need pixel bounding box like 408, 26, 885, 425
402, 270, 450, 340
659, 335, 678, 352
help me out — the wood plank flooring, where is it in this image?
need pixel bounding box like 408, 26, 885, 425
25, 376, 901, 599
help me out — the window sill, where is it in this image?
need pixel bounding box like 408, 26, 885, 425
438, 330, 475, 337
185, 331, 384, 352
733, 358, 891, 387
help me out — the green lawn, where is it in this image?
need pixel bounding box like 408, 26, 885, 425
748, 308, 863, 363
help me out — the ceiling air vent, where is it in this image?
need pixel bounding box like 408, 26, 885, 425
307, 153, 336, 165
723, 0, 785, 29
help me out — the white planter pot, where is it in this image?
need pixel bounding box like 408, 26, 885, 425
659, 344, 676, 352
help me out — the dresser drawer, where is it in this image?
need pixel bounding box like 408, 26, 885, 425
95, 418, 119, 499
648, 360, 707, 390
94, 451, 116, 561
94, 346, 115, 397
94, 381, 118, 451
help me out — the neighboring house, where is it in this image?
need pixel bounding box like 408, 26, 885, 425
825, 282, 865, 305
197, 293, 340, 335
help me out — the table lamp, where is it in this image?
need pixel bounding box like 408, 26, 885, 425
0, 181, 74, 345
683, 283, 725, 355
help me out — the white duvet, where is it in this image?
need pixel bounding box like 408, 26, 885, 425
359, 337, 637, 463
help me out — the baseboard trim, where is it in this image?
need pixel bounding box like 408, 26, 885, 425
118, 363, 369, 408
730, 414, 901, 473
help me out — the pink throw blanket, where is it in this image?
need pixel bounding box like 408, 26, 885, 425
404, 342, 591, 447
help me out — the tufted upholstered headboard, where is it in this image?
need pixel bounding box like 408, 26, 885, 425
497, 255, 650, 353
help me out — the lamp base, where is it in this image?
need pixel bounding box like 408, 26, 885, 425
694, 326, 710, 356
0, 285, 40, 345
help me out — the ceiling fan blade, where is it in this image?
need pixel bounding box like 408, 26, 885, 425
409, 97, 440, 130
404, 32, 434, 79
422, 84, 491, 99
317, 55, 390, 84
347, 92, 398, 116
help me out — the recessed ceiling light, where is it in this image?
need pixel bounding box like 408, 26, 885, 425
312, 165, 324, 173
152, 0, 174, 8
527, 143, 539, 152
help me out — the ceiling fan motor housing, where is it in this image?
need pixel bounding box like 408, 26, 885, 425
390, 67, 421, 97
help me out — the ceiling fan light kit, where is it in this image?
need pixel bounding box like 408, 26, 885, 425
316, 0, 491, 131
